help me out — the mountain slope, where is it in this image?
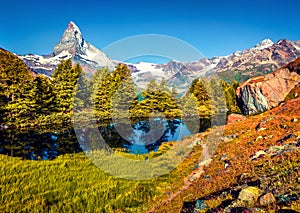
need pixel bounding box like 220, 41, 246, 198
151, 97, 300, 212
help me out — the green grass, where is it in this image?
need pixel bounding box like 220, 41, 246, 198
0, 153, 159, 212
0, 137, 203, 212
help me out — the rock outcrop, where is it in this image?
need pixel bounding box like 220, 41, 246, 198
236, 57, 300, 115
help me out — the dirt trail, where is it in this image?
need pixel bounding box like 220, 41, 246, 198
148, 137, 213, 212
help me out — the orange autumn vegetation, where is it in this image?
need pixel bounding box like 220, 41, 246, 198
150, 98, 300, 212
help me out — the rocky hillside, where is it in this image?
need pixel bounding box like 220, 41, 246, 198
150, 97, 300, 212
236, 57, 300, 115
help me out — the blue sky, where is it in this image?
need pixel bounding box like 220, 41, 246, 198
0, 0, 299, 58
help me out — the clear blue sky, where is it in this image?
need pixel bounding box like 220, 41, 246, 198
0, 0, 299, 58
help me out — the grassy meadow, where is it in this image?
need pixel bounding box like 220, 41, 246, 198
0, 138, 204, 212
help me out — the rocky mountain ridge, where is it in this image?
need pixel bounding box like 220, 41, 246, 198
127, 38, 300, 91
18, 22, 300, 87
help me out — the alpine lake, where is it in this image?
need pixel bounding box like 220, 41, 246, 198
0, 119, 199, 160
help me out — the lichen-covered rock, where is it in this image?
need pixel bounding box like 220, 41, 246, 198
237, 187, 263, 208
236, 57, 300, 115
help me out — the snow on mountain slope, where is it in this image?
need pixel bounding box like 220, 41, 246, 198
134, 62, 164, 73
292, 40, 300, 51
19, 21, 113, 76
250, 38, 274, 51
18, 51, 71, 76
17, 21, 300, 89
128, 62, 170, 88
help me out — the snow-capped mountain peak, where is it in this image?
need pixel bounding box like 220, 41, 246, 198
68, 21, 81, 33
53, 21, 85, 56
19, 21, 114, 76
251, 38, 274, 51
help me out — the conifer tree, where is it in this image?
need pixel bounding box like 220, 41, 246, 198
188, 78, 211, 118
74, 64, 88, 111
89, 67, 110, 104
30, 75, 57, 116
158, 78, 171, 94
220, 79, 241, 114
52, 59, 86, 114
112, 77, 137, 119
208, 77, 226, 114
171, 86, 178, 98
131, 78, 180, 119
189, 78, 210, 105
93, 63, 132, 119
180, 92, 198, 117
0, 49, 34, 125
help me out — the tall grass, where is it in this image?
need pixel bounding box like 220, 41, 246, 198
0, 153, 159, 212
0, 139, 202, 212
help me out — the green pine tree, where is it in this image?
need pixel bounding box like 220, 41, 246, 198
52, 60, 86, 114
0, 48, 34, 125
30, 75, 56, 116
73, 64, 88, 111
93, 63, 132, 119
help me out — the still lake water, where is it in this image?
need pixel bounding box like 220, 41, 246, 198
0, 119, 192, 160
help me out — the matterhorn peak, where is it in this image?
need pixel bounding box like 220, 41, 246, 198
53, 21, 85, 56
251, 38, 274, 51
68, 21, 81, 32
66, 21, 83, 39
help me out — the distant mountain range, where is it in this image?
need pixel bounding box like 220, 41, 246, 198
18, 21, 300, 89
